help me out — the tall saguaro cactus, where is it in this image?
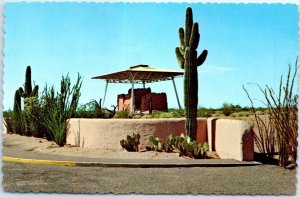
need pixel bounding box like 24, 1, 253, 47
175, 7, 208, 140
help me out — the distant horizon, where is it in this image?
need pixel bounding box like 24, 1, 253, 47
3, 3, 298, 110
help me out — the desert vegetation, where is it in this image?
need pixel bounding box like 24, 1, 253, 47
120, 133, 209, 159
4, 66, 83, 146
244, 61, 298, 167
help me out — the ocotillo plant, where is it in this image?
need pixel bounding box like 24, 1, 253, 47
175, 7, 208, 140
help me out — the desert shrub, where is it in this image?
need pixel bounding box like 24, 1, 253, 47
219, 103, 243, 116
132, 114, 142, 119
3, 110, 15, 133
120, 133, 140, 151
12, 110, 27, 136
197, 107, 213, 117
235, 111, 251, 117
75, 99, 110, 118
114, 110, 129, 118
140, 114, 152, 119
220, 103, 235, 116
41, 73, 82, 146
43, 108, 69, 147
151, 110, 184, 118
243, 61, 298, 167
24, 96, 45, 137
75, 108, 95, 118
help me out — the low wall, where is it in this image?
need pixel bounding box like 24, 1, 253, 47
67, 118, 207, 150
207, 118, 254, 161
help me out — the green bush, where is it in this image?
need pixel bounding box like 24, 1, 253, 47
41, 73, 82, 145
24, 96, 45, 137
114, 110, 129, 118
221, 103, 235, 116
197, 107, 213, 117
151, 110, 184, 118
75, 100, 109, 118
120, 133, 140, 151
43, 108, 69, 147
3, 110, 15, 133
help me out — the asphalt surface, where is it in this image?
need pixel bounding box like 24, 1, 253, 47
1, 134, 297, 195
2, 161, 296, 194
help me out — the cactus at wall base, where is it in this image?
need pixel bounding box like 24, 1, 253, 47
120, 133, 140, 152
172, 133, 209, 159
149, 136, 164, 152
175, 7, 208, 140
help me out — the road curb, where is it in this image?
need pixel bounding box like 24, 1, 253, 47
3, 156, 262, 167
3, 156, 77, 167
76, 162, 262, 168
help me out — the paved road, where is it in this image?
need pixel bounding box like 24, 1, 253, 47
2, 162, 296, 195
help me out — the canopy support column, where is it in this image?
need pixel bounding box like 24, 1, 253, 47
172, 77, 182, 110
130, 78, 135, 113
142, 81, 145, 89
102, 80, 108, 106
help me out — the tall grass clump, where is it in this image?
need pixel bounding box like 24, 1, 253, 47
41, 74, 82, 146
244, 61, 298, 167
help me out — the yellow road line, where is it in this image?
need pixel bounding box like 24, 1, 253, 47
3, 156, 76, 167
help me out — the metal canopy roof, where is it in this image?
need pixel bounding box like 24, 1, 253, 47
92, 65, 183, 83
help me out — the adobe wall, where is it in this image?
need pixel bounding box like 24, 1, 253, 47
207, 118, 254, 161
67, 118, 207, 150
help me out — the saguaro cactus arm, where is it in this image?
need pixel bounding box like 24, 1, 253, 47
175, 47, 185, 69
179, 28, 185, 53
13, 89, 22, 113
197, 50, 208, 66
190, 23, 200, 50
32, 85, 39, 97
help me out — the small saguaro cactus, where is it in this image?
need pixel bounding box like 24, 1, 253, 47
19, 65, 39, 98
175, 7, 208, 140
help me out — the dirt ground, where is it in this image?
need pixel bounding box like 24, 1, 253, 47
2, 134, 219, 160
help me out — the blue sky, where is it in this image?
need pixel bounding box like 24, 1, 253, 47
3, 2, 298, 110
